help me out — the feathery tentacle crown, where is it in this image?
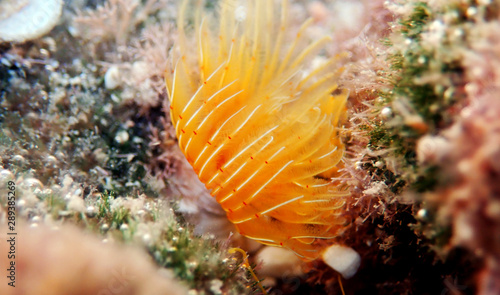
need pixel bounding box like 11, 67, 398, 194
166, 0, 350, 260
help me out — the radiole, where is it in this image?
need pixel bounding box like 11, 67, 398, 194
165, 0, 350, 260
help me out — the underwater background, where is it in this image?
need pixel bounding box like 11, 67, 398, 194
1, 0, 499, 294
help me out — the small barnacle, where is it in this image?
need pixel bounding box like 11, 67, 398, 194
166, 0, 350, 261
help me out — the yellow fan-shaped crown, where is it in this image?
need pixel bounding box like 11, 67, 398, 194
166, 0, 350, 260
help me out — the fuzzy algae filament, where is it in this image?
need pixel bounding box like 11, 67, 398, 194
166, 0, 350, 261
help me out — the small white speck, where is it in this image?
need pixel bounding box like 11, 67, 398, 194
12, 155, 25, 164
142, 234, 152, 244
465, 83, 479, 96
86, 206, 96, 216
466, 7, 477, 17
453, 28, 464, 37
1, 58, 12, 67
115, 130, 129, 144
380, 107, 392, 119
45, 155, 57, 166
0, 169, 14, 182
417, 209, 427, 219
69, 76, 82, 86
17, 199, 26, 207
235, 6, 247, 22
471, 66, 484, 78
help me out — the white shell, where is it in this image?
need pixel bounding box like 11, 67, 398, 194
0, 0, 63, 42
321, 245, 361, 279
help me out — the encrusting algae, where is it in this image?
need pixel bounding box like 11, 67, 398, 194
166, 0, 350, 261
